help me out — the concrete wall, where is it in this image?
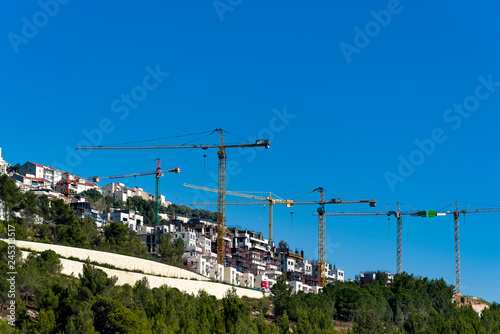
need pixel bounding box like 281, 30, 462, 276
20, 251, 265, 299
7, 239, 208, 281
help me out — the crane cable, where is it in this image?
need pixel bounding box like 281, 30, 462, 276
105, 130, 215, 146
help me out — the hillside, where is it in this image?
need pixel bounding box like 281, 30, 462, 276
2, 242, 500, 333
10, 240, 264, 299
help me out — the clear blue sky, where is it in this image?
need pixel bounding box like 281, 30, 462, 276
2, 1, 500, 302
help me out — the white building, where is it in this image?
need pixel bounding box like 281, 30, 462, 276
301, 260, 313, 276
209, 262, 224, 281
231, 228, 270, 252
197, 235, 212, 254
242, 272, 254, 288
12, 173, 51, 189
20, 161, 62, 186
312, 261, 345, 283
174, 228, 198, 252
136, 225, 154, 235
0, 148, 8, 175
100, 209, 144, 231
255, 274, 276, 291
289, 281, 314, 294
281, 257, 296, 273
101, 182, 166, 206
155, 223, 175, 234
55, 175, 100, 195
32, 188, 65, 199
327, 264, 344, 282
224, 267, 238, 285
184, 255, 209, 276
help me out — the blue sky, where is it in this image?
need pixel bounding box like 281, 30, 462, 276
2, 1, 500, 302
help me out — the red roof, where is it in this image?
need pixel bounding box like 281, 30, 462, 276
28, 161, 55, 170
78, 181, 98, 187
20, 175, 49, 182
57, 177, 97, 187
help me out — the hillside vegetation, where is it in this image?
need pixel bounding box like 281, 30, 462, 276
0, 175, 185, 266
1, 245, 500, 333
2, 175, 500, 332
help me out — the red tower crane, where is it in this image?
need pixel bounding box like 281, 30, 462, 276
89, 159, 180, 225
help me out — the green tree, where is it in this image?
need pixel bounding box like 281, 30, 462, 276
36, 250, 63, 276
103, 221, 147, 256
78, 261, 118, 298
36, 309, 57, 334
6, 163, 20, 174
270, 275, 292, 317
80, 189, 103, 204
92, 296, 149, 333
0, 174, 24, 220
37, 194, 51, 219
18, 258, 43, 303
104, 221, 130, 250
280, 310, 290, 333
157, 234, 185, 266
222, 288, 252, 334
21, 191, 39, 227
276, 240, 289, 253
132, 277, 154, 310
168, 204, 178, 221
374, 271, 388, 286
64, 302, 98, 334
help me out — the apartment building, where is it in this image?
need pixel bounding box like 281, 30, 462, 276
174, 227, 198, 252
55, 175, 100, 195
0, 148, 8, 175
311, 261, 345, 283
20, 161, 62, 186
101, 182, 166, 205
100, 209, 144, 231
12, 173, 51, 189
70, 197, 107, 230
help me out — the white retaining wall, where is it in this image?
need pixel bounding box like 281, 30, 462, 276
20, 251, 264, 299
6, 239, 207, 280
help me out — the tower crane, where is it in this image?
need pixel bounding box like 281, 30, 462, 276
76, 128, 270, 265
58, 172, 84, 199
189, 184, 376, 286
184, 183, 293, 247
434, 201, 500, 302
88, 159, 180, 225
313, 202, 426, 276
304, 187, 376, 286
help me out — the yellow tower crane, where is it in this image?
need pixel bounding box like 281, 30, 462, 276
76, 128, 270, 265
184, 183, 293, 247
315, 202, 427, 275
188, 184, 376, 286
434, 201, 500, 303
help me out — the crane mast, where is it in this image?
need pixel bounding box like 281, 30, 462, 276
77, 128, 270, 265
435, 201, 500, 303
185, 183, 292, 248
191, 184, 375, 286
317, 203, 425, 275
217, 132, 226, 265
87, 160, 179, 226
317, 188, 326, 286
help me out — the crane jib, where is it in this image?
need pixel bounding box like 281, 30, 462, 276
76, 139, 270, 151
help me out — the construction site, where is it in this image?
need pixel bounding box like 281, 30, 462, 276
2, 127, 499, 304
